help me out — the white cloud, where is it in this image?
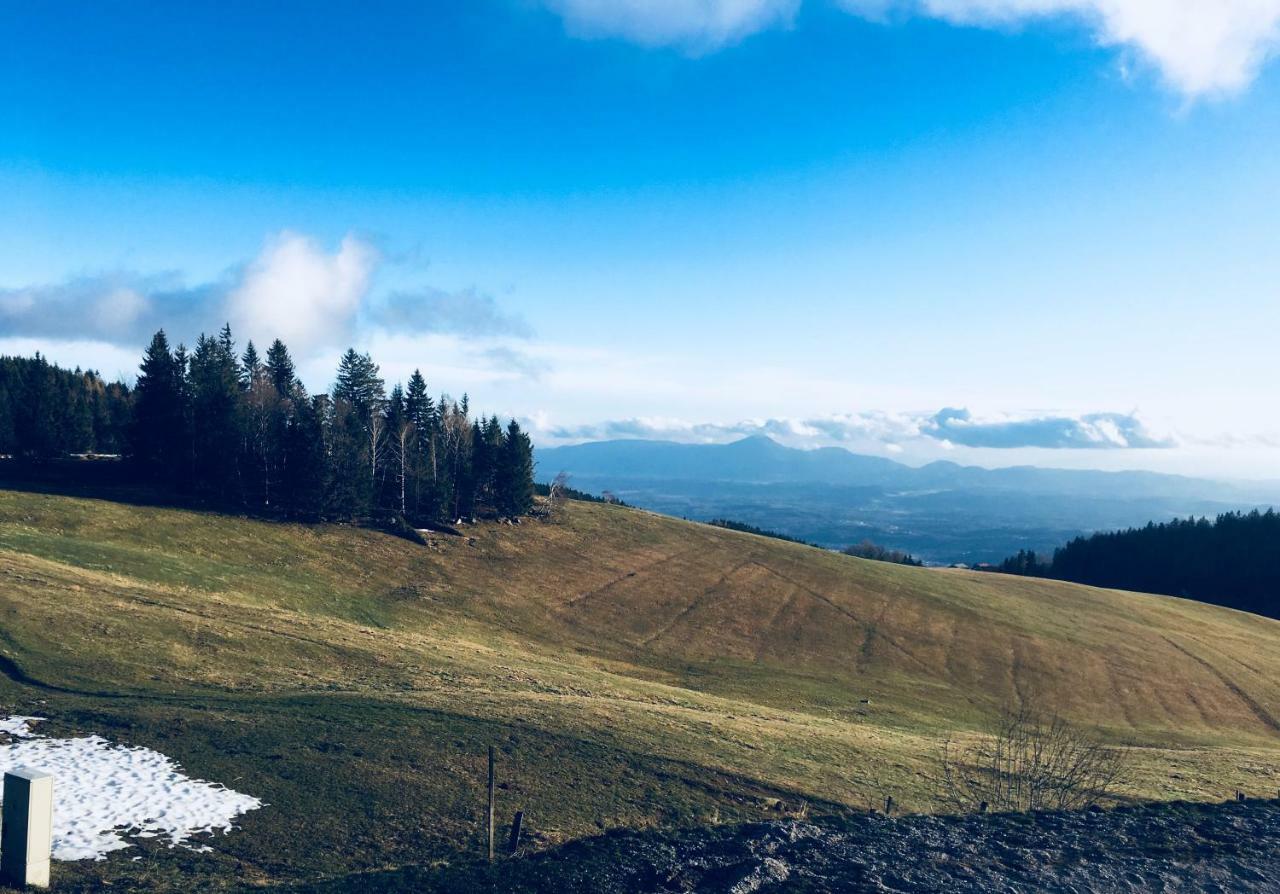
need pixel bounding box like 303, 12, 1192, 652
226, 231, 378, 357
921, 406, 1174, 448
544, 0, 799, 50
89, 287, 149, 337
0, 233, 381, 356
545, 0, 1280, 96
0, 337, 141, 382
865, 0, 1280, 97
0, 231, 531, 368
540, 407, 1174, 449
372, 287, 531, 338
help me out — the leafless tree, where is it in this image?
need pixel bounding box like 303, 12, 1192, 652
390, 417, 416, 517
938, 700, 1130, 813
546, 470, 570, 522
440, 400, 472, 519
244, 375, 282, 508
368, 405, 386, 482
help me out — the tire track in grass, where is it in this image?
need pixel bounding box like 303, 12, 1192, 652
753, 563, 933, 675
754, 589, 799, 664
1162, 635, 1280, 734
638, 559, 756, 649
564, 548, 699, 610
1102, 660, 1140, 729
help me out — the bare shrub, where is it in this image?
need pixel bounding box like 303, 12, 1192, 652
939, 702, 1129, 813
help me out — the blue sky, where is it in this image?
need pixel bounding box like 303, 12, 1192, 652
3, 0, 1280, 478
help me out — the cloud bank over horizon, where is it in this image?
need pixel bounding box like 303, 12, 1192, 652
545, 0, 1280, 97
541, 407, 1175, 451
0, 231, 1269, 473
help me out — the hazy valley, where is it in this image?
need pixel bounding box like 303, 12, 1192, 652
537, 437, 1280, 564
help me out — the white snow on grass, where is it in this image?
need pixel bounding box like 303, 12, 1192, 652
0, 716, 262, 861
0, 716, 42, 737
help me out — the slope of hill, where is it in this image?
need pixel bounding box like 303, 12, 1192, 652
1, 489, 1278, 891
535, 437, 1280, 562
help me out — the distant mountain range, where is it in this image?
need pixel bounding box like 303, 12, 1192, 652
535, 437, 1280, 564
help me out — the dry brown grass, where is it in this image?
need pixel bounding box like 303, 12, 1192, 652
1, 488, 1279, 815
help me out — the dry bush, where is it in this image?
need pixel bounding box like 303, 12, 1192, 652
939, 701, 1130, 813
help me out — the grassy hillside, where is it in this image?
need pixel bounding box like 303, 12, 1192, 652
1, 489, 1278, 891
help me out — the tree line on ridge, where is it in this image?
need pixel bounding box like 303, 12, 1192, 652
0, 326, 535, 526
991, 510, 1280, 620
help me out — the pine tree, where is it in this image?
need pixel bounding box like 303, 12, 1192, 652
132, 330, 185, 482
0, 383, 13, 455
333, 349, 385, 416
405, 371, 432, 431
188, 330, 243, 502
172, 342, 193, 482
281, 394, 328, 520
326, 351, 379, 518
497, 419, 535, 516
265, 339, 297, 398
240, 341, 264, 390
466, 415, 504, 515
69, 371, 95, 452
403, 370, 436, 518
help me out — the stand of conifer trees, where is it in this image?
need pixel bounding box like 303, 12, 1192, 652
3, 327, 536, 526
993, 510, 1280, 620
0, 355, 132, 457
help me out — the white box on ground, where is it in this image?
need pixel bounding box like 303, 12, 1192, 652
1, 767, 53, 889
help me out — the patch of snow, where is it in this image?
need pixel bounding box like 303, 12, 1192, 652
0, 716, 262, 861
0, 716, 42, 738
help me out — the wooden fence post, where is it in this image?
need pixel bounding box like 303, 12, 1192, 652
487, 746, 496, 863
508, 810, 524, 855
1, 768, 53, 889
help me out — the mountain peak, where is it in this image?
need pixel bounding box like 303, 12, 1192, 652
728, 434, 784, 451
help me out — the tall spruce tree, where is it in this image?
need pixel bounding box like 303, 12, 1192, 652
330, 350, 386, 519
188, 329, 243, 502
466, 415, 504, 515
132, 330, 185, 481
240, 341, 264, 390
333, 349, 385, 416
406, 371, 445, 518
265, 339, 297, 398
281, 394, 328, 520
497, 419, 535, 516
